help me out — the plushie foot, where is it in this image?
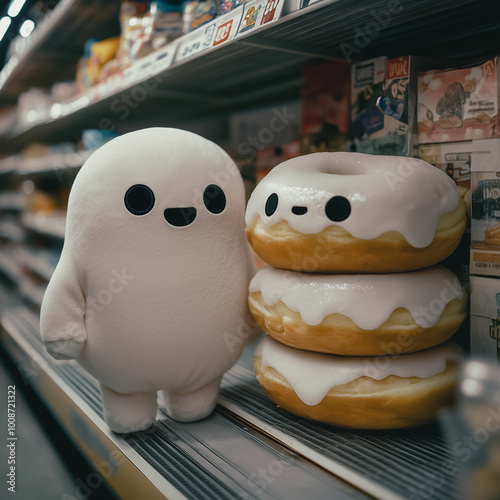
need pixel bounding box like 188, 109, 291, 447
162, 377, 222, 422
100, 385, 158, 434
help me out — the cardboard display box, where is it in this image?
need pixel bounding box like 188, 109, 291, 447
350, 56, 387, 154
470, 139, 500, 276
256, 141, 300, 183
418, 57, 500, 144
419, 142, 472, 281
351, 56, 448, 156
300, 59, 350, 154
470, 275, 500, 363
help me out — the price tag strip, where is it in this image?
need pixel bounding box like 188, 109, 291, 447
212, 7, 244, 47
123, 42, 178, 86
236, 0, 285, 37
175, 22, 218, 63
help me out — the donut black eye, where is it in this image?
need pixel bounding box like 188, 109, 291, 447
124, 184, 155, 215
265, 193, 278, 216
203, 185, 226, 214
325, 196, 351, 222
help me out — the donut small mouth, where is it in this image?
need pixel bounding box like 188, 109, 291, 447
292, 206, 308, 215
164, 207, 197, 227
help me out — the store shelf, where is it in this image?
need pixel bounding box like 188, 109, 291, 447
18, 277, 46, 309
19, 248, 57, 282
16, 149, 93, 175
0, 192, 25, 211
23, 212, 66, 240
0, 295, 467, 500
0, 156, 17, 175
0, 0, 121, 104
0, 0, 497, 151
0, 252, 21, 283
0, 219, 25, 242
0, 298, 371, 500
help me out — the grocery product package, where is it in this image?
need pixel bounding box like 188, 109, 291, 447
470, 139, 500, 277
300, 59, 349, 154
418, 57, 500, 144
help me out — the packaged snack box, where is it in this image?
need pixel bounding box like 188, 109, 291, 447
470, 139, 500, 276
470, 275, 500, 363
418, 58, 500, 144
420, 141, 472, 282
350, 56, 386, 154
300, 59, 349, 154
352, 56, 448, 156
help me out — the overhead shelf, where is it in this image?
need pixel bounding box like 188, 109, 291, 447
0, 0, 121, 104
23, 212, 66, 240
0, 0, 497, 151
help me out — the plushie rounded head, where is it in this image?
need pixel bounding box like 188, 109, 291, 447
65, 127, 246, 249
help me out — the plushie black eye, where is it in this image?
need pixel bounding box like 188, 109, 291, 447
124, 184, 155, 215
325, 196, 351, 222
265, 193, 278, 216
203, 185, 226, 214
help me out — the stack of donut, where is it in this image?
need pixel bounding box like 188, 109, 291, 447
245, 152, 468, 429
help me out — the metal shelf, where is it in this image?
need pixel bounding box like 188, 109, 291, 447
0, 298, 371, 500
0, 0, 121, 104
0, 295, 467, 500
0, 0, 497, 151
23, 212, 66, 240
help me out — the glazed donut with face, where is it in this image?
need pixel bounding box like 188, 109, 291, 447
245, 152, 466, 273
248, 265, 467, 356
254, 336, 463, 429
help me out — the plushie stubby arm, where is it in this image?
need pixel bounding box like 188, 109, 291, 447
40, 257, 87, 360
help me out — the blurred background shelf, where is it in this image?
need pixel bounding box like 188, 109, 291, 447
0, 0, 497, 151
0, 0, 121, 104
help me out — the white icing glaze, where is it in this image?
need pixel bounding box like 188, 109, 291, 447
245, 152, 460, 248
250, 265, 463, 329
256, 336, 463, 406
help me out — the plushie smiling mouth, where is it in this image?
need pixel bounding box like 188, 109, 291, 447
164, 207, 197, 227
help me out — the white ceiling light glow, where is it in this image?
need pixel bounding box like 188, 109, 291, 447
19, 19, 34, 37
0, 16, 12, 42
7, 0, 27, 18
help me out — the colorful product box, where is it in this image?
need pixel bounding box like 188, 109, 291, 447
470, 275, 500, 363
229, 101, 301, 161
419, 141, 472, 282
256, 141, 300, 183
300, 59, 350, 154
350, 56, 386, 154
418, 57, 500, 144
470, 139, 500, 276
352, 56, 446, 156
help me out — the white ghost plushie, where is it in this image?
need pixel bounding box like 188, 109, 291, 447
40, 128, 256, 433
